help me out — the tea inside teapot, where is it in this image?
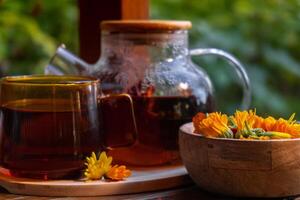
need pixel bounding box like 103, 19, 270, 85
45, 20, 250, 166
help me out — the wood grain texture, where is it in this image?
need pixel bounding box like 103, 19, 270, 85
101, 20, 191, 32
0, 185, 266, 200
78, 0, 149, 63
0, 184, 299, 199
0, 165, 190, 197
179, 122, 300, 198
121, 0, 149, 20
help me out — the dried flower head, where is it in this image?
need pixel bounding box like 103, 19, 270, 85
266, 113, 300, 138
84, 152, 112, 180
193, 112, 233, 138
84, 151, 132, 181
193, 110, 300, 140
105, 165, 132, 181
231, 110, 257, 130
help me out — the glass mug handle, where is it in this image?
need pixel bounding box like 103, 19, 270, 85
190, 48, 251, 110
98, 93, 138, 150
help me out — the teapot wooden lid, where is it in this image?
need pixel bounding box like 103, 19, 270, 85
101, 20, 192, 33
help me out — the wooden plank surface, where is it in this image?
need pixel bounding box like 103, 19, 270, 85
0, 165, 190, 197
78, 0, 149, 63
0, 185, 299, 200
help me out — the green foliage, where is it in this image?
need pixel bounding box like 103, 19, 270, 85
152, 0, 300, 118
0, 0, 78, 75
0, 0, 299, 117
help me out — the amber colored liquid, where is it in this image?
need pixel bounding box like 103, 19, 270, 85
0, 99, 100, 179
99, 95, 214, 166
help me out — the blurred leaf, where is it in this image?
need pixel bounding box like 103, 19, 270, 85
0, 0, 77, 75
152, 0, 300, 117
263, 47, 300, 77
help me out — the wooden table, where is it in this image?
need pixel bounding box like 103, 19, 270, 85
0, 185, 299, 200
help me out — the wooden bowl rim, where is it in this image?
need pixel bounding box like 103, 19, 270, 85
180, 122, 300, 143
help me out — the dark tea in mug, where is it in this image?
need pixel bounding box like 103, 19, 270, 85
0, 76, 101, 179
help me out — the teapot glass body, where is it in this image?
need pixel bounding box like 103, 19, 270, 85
95, 29, 215, 106
97, 29, 215, 165
46, 20, 250, 166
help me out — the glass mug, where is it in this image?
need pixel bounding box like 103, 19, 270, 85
0, 75, 137, 179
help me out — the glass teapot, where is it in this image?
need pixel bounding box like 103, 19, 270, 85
46, 20, 251, 166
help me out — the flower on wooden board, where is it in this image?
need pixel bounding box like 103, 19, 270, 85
84, 151, 131, 181
106, 165, 132, 181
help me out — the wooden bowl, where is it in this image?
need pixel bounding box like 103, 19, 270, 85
179, 122, 300, 198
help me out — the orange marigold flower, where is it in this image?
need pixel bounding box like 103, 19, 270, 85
232, 110, 257, 130
106, 165, 131, 181
193, 110, 300, 139
252, 115, 265, 129
267, 114, 300, 138
192, 112, 206, 134
193, 112, 232, 138
289, 124, 300, 138
262, 116, 277, 131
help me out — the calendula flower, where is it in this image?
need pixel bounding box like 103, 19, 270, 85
265, 113, 300, 138
262, 116, 277, 131
84, 152, 112, 180
105, 165, 131, 181
84, 151, 132, 181
193, 112, 218, 137
230, 110, 264, 138
193, 112, 233, 138
193, 112, 206, 134
193, 110, 300, 140
252, 115, 265, 129
231, 110, 257, 130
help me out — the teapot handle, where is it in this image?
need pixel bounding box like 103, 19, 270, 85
190, 48, 251, 110
99, 93, 138, 150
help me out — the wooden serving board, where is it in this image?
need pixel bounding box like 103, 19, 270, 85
0, 164, 191, 197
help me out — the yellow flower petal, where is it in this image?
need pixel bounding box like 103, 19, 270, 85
232, 110, 257, 131
84, 151, 113, 181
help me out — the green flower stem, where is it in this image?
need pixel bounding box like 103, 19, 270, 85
257, 131, 292, 139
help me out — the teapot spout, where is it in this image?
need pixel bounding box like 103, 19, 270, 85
45, 44, 91, 75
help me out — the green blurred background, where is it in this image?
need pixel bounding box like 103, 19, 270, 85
1, 0, 300, 117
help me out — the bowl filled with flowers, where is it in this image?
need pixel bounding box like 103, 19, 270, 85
179, 110, 300, 197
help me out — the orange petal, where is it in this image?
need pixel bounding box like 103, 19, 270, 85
106, 165, 131, 181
